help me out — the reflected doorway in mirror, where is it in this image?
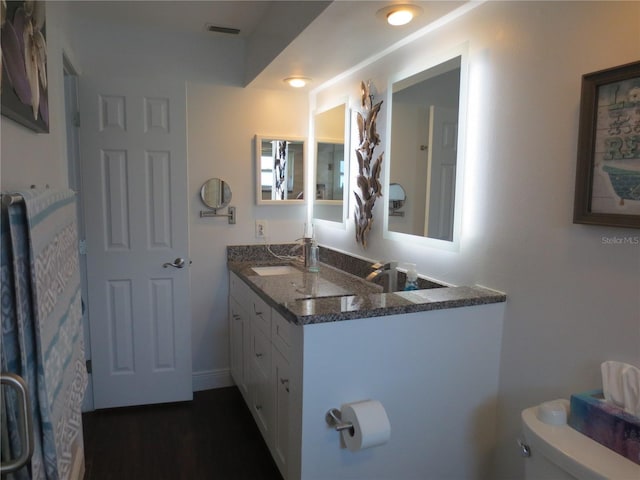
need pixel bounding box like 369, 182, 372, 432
313, 102, 350, 225
388, 55, 461, 242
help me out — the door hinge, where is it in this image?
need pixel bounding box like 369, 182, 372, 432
79, 239, 87, 255
85, 359, 92, 374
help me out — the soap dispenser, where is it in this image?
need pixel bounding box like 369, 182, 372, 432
404, 263, 418, 291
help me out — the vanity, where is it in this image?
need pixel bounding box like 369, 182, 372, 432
227, 244, 506, 480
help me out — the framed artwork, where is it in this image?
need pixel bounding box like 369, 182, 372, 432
1, 1, 49, 133
573, 61, 640, 228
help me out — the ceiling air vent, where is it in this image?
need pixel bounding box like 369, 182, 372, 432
205, 24, 241, 35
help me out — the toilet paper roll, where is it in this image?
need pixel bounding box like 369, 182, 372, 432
340, 400, 391, 452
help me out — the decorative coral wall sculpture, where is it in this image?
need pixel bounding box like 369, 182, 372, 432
354, 81, 383, 248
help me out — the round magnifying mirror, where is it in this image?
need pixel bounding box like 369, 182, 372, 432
389, 183, 406, 211
200, 178, 232, 209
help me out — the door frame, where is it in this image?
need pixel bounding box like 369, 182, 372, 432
63, 53, 94, 412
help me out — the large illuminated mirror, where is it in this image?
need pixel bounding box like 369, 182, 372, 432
313, 103, 348, 223
255, 136, 305, 205
386, 54, 464, 244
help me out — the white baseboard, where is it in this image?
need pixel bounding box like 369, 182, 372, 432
192, 368, 234, 391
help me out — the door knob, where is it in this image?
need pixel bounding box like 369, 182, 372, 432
163, 258, 185, 269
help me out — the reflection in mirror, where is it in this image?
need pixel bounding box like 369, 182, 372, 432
316, 142, 344, 200
388, 56, 461, 241
255, 136, 305, 204
313, 103, 347, 223
389, 183, 406, 217
200, 178, 232, 209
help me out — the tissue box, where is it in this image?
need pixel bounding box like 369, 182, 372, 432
568, 389, 640, 465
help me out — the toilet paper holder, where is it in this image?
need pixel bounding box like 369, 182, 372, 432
325, 408, 354, 435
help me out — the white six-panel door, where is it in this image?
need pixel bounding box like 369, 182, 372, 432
425, 105, 458, 240
80, 77, 192, 408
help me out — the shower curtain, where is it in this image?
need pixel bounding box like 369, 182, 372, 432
1, 188, 88, 480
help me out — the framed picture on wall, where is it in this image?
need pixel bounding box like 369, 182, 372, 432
573, 61, 640, 228
1, 1, 49, 133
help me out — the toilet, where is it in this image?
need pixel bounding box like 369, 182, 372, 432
521, 399, 640, 479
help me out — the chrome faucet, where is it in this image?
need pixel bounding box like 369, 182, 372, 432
366, 261, 398, 292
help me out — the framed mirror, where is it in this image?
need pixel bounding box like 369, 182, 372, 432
384, 52, 467, 247
255, 135, 305, 204
313, 102, 349, 224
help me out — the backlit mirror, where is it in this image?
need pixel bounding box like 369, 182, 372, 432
386, 55, 463, 242
255, 136, 305, 204
313, 103, 348, 223
200, 178, 232, 209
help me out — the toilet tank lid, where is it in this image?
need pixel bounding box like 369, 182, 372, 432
521, 401, 640, 480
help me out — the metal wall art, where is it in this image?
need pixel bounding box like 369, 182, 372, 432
354, 81, 383, 248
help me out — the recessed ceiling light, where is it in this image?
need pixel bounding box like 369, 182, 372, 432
284, 77, 311, 88
387, 9, 414, 26
376, 4, 423, 26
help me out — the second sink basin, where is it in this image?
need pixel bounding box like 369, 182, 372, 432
252, 265, 300, 276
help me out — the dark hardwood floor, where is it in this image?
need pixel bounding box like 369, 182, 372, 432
82, 387, 284, 480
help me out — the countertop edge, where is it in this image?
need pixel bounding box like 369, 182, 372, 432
228, 261, 506, 326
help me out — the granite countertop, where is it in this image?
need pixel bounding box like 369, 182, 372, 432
228, 259, 506, 326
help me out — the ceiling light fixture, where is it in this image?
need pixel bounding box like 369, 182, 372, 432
284, 76, 311, 88
376, 4, 423, 26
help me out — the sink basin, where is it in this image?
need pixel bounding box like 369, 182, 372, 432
252, 265, 300, 276
293, 279, 353, 300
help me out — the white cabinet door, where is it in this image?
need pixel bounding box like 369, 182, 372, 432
80, 77, 192, 408
250, 323, 272, 438
272, 346, 290, 476
229, 296, 247, 396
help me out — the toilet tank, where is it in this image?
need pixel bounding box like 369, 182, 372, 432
521, 400, 640, 480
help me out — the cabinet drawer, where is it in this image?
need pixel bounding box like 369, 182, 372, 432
229, 271, 248, 302
251, 292, 272, 334
229, 295, 244, 322
251, 366, 271, 438
251, 323, 271, 377
272, 309, 291, 357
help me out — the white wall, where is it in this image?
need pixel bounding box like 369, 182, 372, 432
312, 2, 640, 478
187, 82, 307, 382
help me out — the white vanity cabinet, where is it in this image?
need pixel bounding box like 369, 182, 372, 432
229, 269, 505, 480
228, 272, 293, 479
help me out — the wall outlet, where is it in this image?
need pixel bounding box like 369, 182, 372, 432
255, 220, 268, 239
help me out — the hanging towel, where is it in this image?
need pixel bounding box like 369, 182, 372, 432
1, 188, 87, 480
1, 195, 44, 480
